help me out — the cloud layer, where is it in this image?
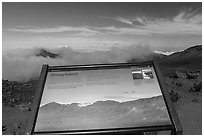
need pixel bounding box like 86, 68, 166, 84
2, 44, 153, 81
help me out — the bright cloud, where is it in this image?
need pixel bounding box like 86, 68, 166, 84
173, 8, 202, 24
7, 26, 100, 36
3, 44, 153, 81
112, 8, 201, 35
115, 16, 134, 25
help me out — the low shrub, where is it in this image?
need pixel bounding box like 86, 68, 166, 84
189, 82, 202, 92
170, 90, 180, 102
186, 73, 198, 79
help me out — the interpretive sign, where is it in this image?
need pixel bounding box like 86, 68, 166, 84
25, 61, 182, 135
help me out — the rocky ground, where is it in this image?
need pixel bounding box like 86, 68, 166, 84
2, 70, 202, 135
164, 70, 202, 135
2, 79, 37, 135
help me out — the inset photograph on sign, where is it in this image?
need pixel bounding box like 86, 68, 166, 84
132, 69, 143, 79
142, 69, 154, 79
34, 66, 171, 132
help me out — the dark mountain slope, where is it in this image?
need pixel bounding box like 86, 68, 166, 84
36, 49, 60, 58
158, 45, 202, 70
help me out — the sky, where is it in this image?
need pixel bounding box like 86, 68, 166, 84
2, 2, 202, 51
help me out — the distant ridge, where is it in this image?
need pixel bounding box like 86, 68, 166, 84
40, 95, 163, 109
36, 95, 170, 131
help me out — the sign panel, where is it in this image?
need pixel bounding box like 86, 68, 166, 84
34, 65, 171, 132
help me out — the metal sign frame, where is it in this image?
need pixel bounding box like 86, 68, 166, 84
25, 61, 182, 135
